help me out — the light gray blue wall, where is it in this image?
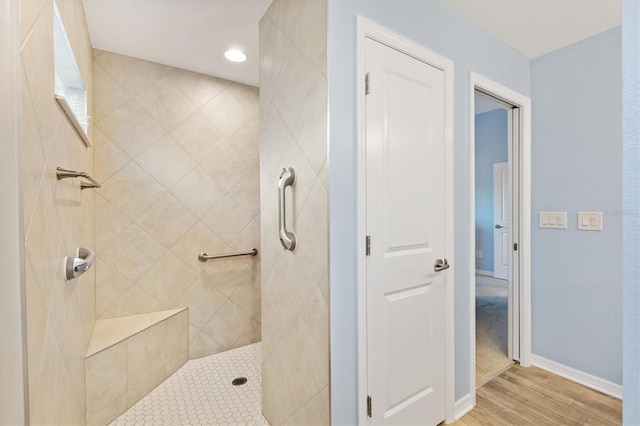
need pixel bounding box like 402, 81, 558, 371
475, 109, 508, 273
623, 0, 640, 423
530, 28, 622, 385
327, 1, 530, 422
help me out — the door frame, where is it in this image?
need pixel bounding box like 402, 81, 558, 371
0, 0, 28, 424
469, 72, 532, 399
356, 16, 455, 424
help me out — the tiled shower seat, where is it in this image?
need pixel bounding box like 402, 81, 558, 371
84, 308, 188, 425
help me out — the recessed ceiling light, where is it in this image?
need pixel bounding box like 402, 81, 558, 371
224, 49, 247, 63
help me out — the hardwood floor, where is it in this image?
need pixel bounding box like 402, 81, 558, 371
453, 365, 622, 425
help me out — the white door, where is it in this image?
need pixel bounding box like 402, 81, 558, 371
493, 162, 509, 280
365, 37, 448, 426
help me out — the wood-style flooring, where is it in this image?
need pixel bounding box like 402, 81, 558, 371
453, 365, 622, 426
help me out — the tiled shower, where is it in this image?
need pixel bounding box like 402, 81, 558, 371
19, 0, 328, 425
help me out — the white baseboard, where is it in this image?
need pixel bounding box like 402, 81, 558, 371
452, 393, 474, 422
531, 354, 622, 399
475, 269, 494, 277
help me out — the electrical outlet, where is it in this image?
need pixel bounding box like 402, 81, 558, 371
476, 250, 483, 258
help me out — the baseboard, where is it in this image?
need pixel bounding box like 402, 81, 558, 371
531, 354, 622, 399
452, 393, 474, 422
475, 269, 494, 277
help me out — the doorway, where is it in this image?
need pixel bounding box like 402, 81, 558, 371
469, 72, 532, 401
474, 92, 514, 386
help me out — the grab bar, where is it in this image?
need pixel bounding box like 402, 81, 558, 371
198, 248, 258, 262
56, 166, 101, 190
64, 247, 96, 281
278, 167, 296, 251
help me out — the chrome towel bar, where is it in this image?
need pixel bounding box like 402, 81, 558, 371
198, 248, 258, 262
56, 166, 101, 189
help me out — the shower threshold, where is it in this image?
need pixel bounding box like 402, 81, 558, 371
110, 342, 268, 425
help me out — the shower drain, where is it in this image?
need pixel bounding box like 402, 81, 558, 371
232, 377, 248, 386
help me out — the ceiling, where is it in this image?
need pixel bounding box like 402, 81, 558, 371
82, 0, 622, 87
441, 0, 621, 58
82, 0, 272, 87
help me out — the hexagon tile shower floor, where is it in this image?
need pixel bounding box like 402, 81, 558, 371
111, 343, 268, 425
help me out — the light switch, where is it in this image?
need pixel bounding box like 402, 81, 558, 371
578, 212, 603, 231
539, 212, 567, 229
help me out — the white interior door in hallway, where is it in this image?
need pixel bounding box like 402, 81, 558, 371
493, 162, 509, 280
364, 36, 451, 426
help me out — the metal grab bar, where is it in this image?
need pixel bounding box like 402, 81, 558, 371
198, 248, 258, 262
278, 167, 296, 251
56, 166, 101, 190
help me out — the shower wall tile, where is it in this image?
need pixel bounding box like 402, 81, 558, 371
93, 51, 261, 359
20, 0, 95, 424
96, 99, 165, 158
260, 1, 329, 424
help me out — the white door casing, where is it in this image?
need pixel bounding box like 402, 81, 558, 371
493, 162, 509, 280
365, 36, 448, 426
466, 71, 532, 420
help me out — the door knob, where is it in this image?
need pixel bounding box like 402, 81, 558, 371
495, 224, 504, 229
434, 258, 450, 272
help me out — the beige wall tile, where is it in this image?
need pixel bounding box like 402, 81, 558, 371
229, 116, 260, 167
165, 350, 188, 377
295, 179, 328, 283
165, 311, 189, 364
189, 332, 225, 359
202, 195, 254, 245
127, 322, 165, 387
294, 287, 329, 390
170, 222, 226, 272
175, 276, 227, 329
126, 366, 165, 409
136, 77, 198, 132
292, 0, 328, 73
271, 44, 316, 132
95, 260, 133, 318
92, 127, 130, 183
137, 193, 198, 248
293, 69, 327, 173
86, 394, 126, 426
234, 318, 261, 348
92, 60, 131, 122
98, 161, 165, 220
201, 83, 259, 139
170, 111, 225, 163
170, 166, 227, 218
94, 193, 130, 252
258, 15, 292, 104
100, 285, 164, 319
229, 165, 260, 217
85, 343, 127, 417
96, 99, 165, 158
170, 67, 230, 108
100, 223, 166, 282
22, 2, 96, 423
136, 134, 197, 190
95, 51, 170, 96
201, 299, 252, 348
283, 386, 329, 426
202, 142, 253, 192
136, 252, 198, 305
21, 66, 45, 231
260, 1, 328, 423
